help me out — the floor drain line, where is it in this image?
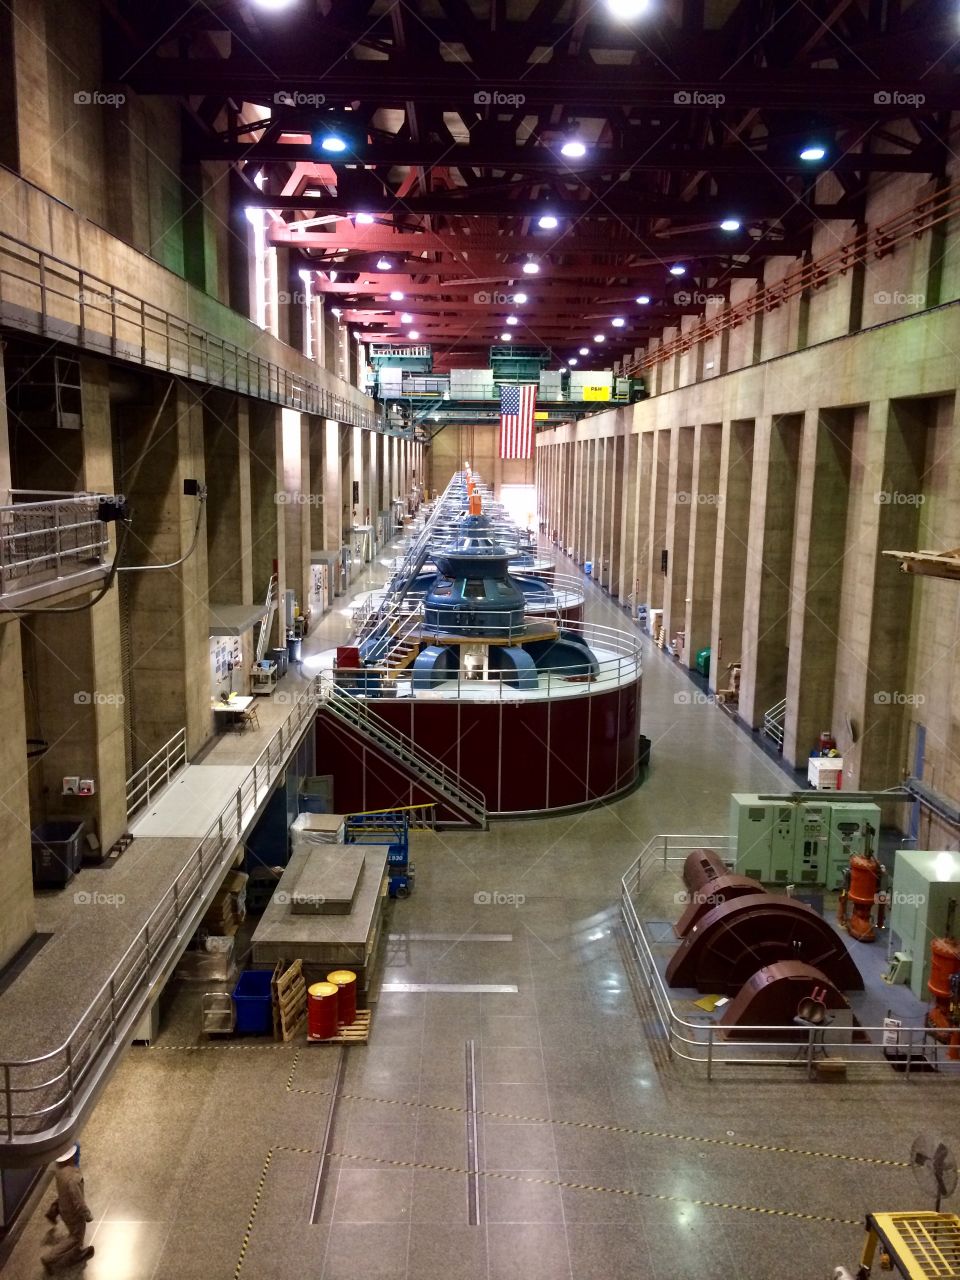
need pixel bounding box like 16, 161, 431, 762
309, 1044, 347, 1225
465, 1038, 482, 1225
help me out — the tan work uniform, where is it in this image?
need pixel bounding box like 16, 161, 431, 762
43, 1164, 93, 1269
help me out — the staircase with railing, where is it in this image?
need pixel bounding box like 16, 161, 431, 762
317, 681, 487, 827
762, 697, 787, 750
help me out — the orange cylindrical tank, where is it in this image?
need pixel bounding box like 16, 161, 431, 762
307, 982, 339, 1040
846, 855, 881, 942
469, 492, 482, 516
928, 938, 960, 1057
326, 970, 357, 1026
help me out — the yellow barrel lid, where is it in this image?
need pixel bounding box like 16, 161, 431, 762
327, 969, 357, 985
308, 982, 339, 997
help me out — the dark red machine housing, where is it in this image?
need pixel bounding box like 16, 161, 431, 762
717, 961, 850, 1036
665, 894, 863, 994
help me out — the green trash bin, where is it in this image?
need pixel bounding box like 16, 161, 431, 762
695, 647, 711, 677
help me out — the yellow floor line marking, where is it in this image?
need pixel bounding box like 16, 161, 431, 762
234, 1138, 859, 1271
155, 1043, 910, 1171
284, 1055, 908, 1169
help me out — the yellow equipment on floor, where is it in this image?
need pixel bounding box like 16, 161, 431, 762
845, 1211, 960, 1278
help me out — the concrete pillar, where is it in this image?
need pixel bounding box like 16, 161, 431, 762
845, 399, 928, 788
738, 414, 802, 729
0, 620, 34, 969
783, 409, 854, 766
645, 430, 671, 613
575, 441, 590, 564
588, 439, 603, 577
281, 408, 310, 612
117, 380, 210, 761
709, 419, 754, 692
249, 401, 286, 647
618, 433, 640, 606
635, 431, 654, 610
684, 423, 722, 670
321, 420, 342, 555
0, 349, 34, 969
662, 425, 694, 647
203, 391, 253, 606
603, 436, 625, 593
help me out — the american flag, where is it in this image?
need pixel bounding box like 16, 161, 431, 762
498, 383, 537, 459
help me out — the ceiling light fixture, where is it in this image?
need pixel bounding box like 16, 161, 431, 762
320, 134, 347, 154
513, 292, 528, 304
522, 261, 540, 274
593, 334, 605, 343
606, 0, 651, 16
355, 212, 374, 224
400, 312, 413, 324
579, 346, 589, 355
537, 213, 559, 229
560, 139, 587, 159
669, 264, 686, 276
389, 291, 404, 301
611, 317, 625, 327
407, 330, 419, 339
500, 332, 512, 341
799, 143, 827, 161
720, 217, 741, 232
254, 0, 296, 8
635, 294, 651, 304
376, 257, 393, 270
568, 357, 578, 365
506, 316, 518, 326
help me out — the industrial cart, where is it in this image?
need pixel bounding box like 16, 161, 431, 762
343, 804, 434, 897
846, 1211, 960, 1278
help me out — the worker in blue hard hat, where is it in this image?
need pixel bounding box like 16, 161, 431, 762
41, 1144, 94, 1271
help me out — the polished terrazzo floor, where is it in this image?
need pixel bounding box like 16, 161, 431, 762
2, 543, 956, 1280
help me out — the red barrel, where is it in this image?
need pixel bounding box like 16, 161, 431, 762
326, 970, 357, 1026
307, 982, 339, 1039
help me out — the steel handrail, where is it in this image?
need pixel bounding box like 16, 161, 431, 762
125, 726, 188, 818
318, 679, 486, 819
626, 179, 960, 377
0, 687, 319, 1146
0, 225, 388, 435
619, 833, 950, 1078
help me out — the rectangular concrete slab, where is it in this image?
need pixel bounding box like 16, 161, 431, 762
251, 844, 388, 985
130, 765, 251, 837
290, 845, 365, 914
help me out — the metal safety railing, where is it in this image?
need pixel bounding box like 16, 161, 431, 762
125, 727, 187, 819
626, 179, 960, 378
619, 834, 960, 1080
0, 225, 387, 434
0, 492, 115, 601
326, 615, 641, 701
318, 679, 487, 827
762, 698, 787, 749
0, 685, 319, 1152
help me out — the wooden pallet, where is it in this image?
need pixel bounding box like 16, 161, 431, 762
272, 959, 307, 1042
307, 1008, 372, 1045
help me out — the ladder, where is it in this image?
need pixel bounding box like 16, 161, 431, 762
255, 573, 279, 663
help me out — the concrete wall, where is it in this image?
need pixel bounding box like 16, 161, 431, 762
538, 194, 960, 841
428, 423, 535, 495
